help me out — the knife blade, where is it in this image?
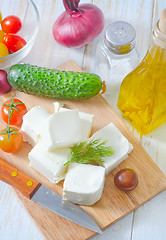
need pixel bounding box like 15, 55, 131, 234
0, 158, 102, 233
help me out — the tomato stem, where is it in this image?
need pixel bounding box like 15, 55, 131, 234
1, 97, 21, 141
3, 97, 23, 116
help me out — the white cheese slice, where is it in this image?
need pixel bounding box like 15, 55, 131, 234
53, 101, 64, 112
128, 142, 134, 154
59, 107, 94, 141
29, 143, 71, 183
21, 106, 50, 146
40, 110, 81, 150
63, 162, 105, 205
90, 123, 133, 174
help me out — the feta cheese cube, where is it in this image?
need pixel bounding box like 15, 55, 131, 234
90, 123, 133, 174
63, 163, 105, 205
59, 107, 94, 140
29, 143, 71, 183
40, 110, 81, 150
21, 106, 50, 146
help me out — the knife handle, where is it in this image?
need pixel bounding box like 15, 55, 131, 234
0, 158, 41, 199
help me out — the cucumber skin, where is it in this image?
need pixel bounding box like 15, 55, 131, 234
8, 64, 102, 100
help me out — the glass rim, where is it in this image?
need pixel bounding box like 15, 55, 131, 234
0, 0, 40, 61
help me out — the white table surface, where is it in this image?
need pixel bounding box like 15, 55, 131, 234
1, 0, 166, 239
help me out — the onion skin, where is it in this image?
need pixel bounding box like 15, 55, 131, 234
52, 4, 104, 48
0, 70, 12, 95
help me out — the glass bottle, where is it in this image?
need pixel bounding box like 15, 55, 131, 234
94, 21, 139, 93
117, 9, 166, 135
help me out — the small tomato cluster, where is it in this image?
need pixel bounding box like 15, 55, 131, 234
0, 12, 26, 58
0, 97, 27, 153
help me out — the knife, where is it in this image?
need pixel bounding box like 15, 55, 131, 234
0, 158, 102, 233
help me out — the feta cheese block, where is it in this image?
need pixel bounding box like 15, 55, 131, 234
29, 143, 71, 183
21, 106, 50, 146
59, 107, 94, 141
40, 110, 81, 150
90, 123, 133, 174
63, 162, 105, 205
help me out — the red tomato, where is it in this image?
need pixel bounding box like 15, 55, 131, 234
1, 15, 22, 34
1, 98, 27, 126
114, 168, 138, 191
3, 34, 26, 53
0, 127, 23, 153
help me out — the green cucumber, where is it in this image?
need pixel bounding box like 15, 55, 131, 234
7, 64, 102, 100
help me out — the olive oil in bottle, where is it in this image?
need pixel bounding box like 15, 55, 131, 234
118, 9, 166, 135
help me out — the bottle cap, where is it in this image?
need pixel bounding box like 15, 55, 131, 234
104, 21, 136, 54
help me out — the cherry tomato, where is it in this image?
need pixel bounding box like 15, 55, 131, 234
0, 30, 4, 42
114, 168, 138, 191
3, 34, 26, 53
0, 42, 9, 58
0, 127, 23, 153
0, 12, 2, 24
1, 15, 22, 34
1, 98, 27, 126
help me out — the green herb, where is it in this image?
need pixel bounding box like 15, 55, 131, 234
64, 138, 114, 166
1, 98, 21, 141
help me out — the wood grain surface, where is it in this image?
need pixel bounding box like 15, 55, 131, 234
0, 60, 166, 240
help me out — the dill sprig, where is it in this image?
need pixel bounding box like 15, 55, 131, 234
64, 138, 115, 166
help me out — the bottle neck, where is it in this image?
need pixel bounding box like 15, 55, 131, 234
145, 42, 166, 65
152, 20, 166, 49
143, 21, 166, 65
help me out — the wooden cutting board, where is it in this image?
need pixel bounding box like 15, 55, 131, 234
0, 60, 166, 240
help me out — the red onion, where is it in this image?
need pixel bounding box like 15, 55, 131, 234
52, 0, 104, 48
0, 70, 12, 95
